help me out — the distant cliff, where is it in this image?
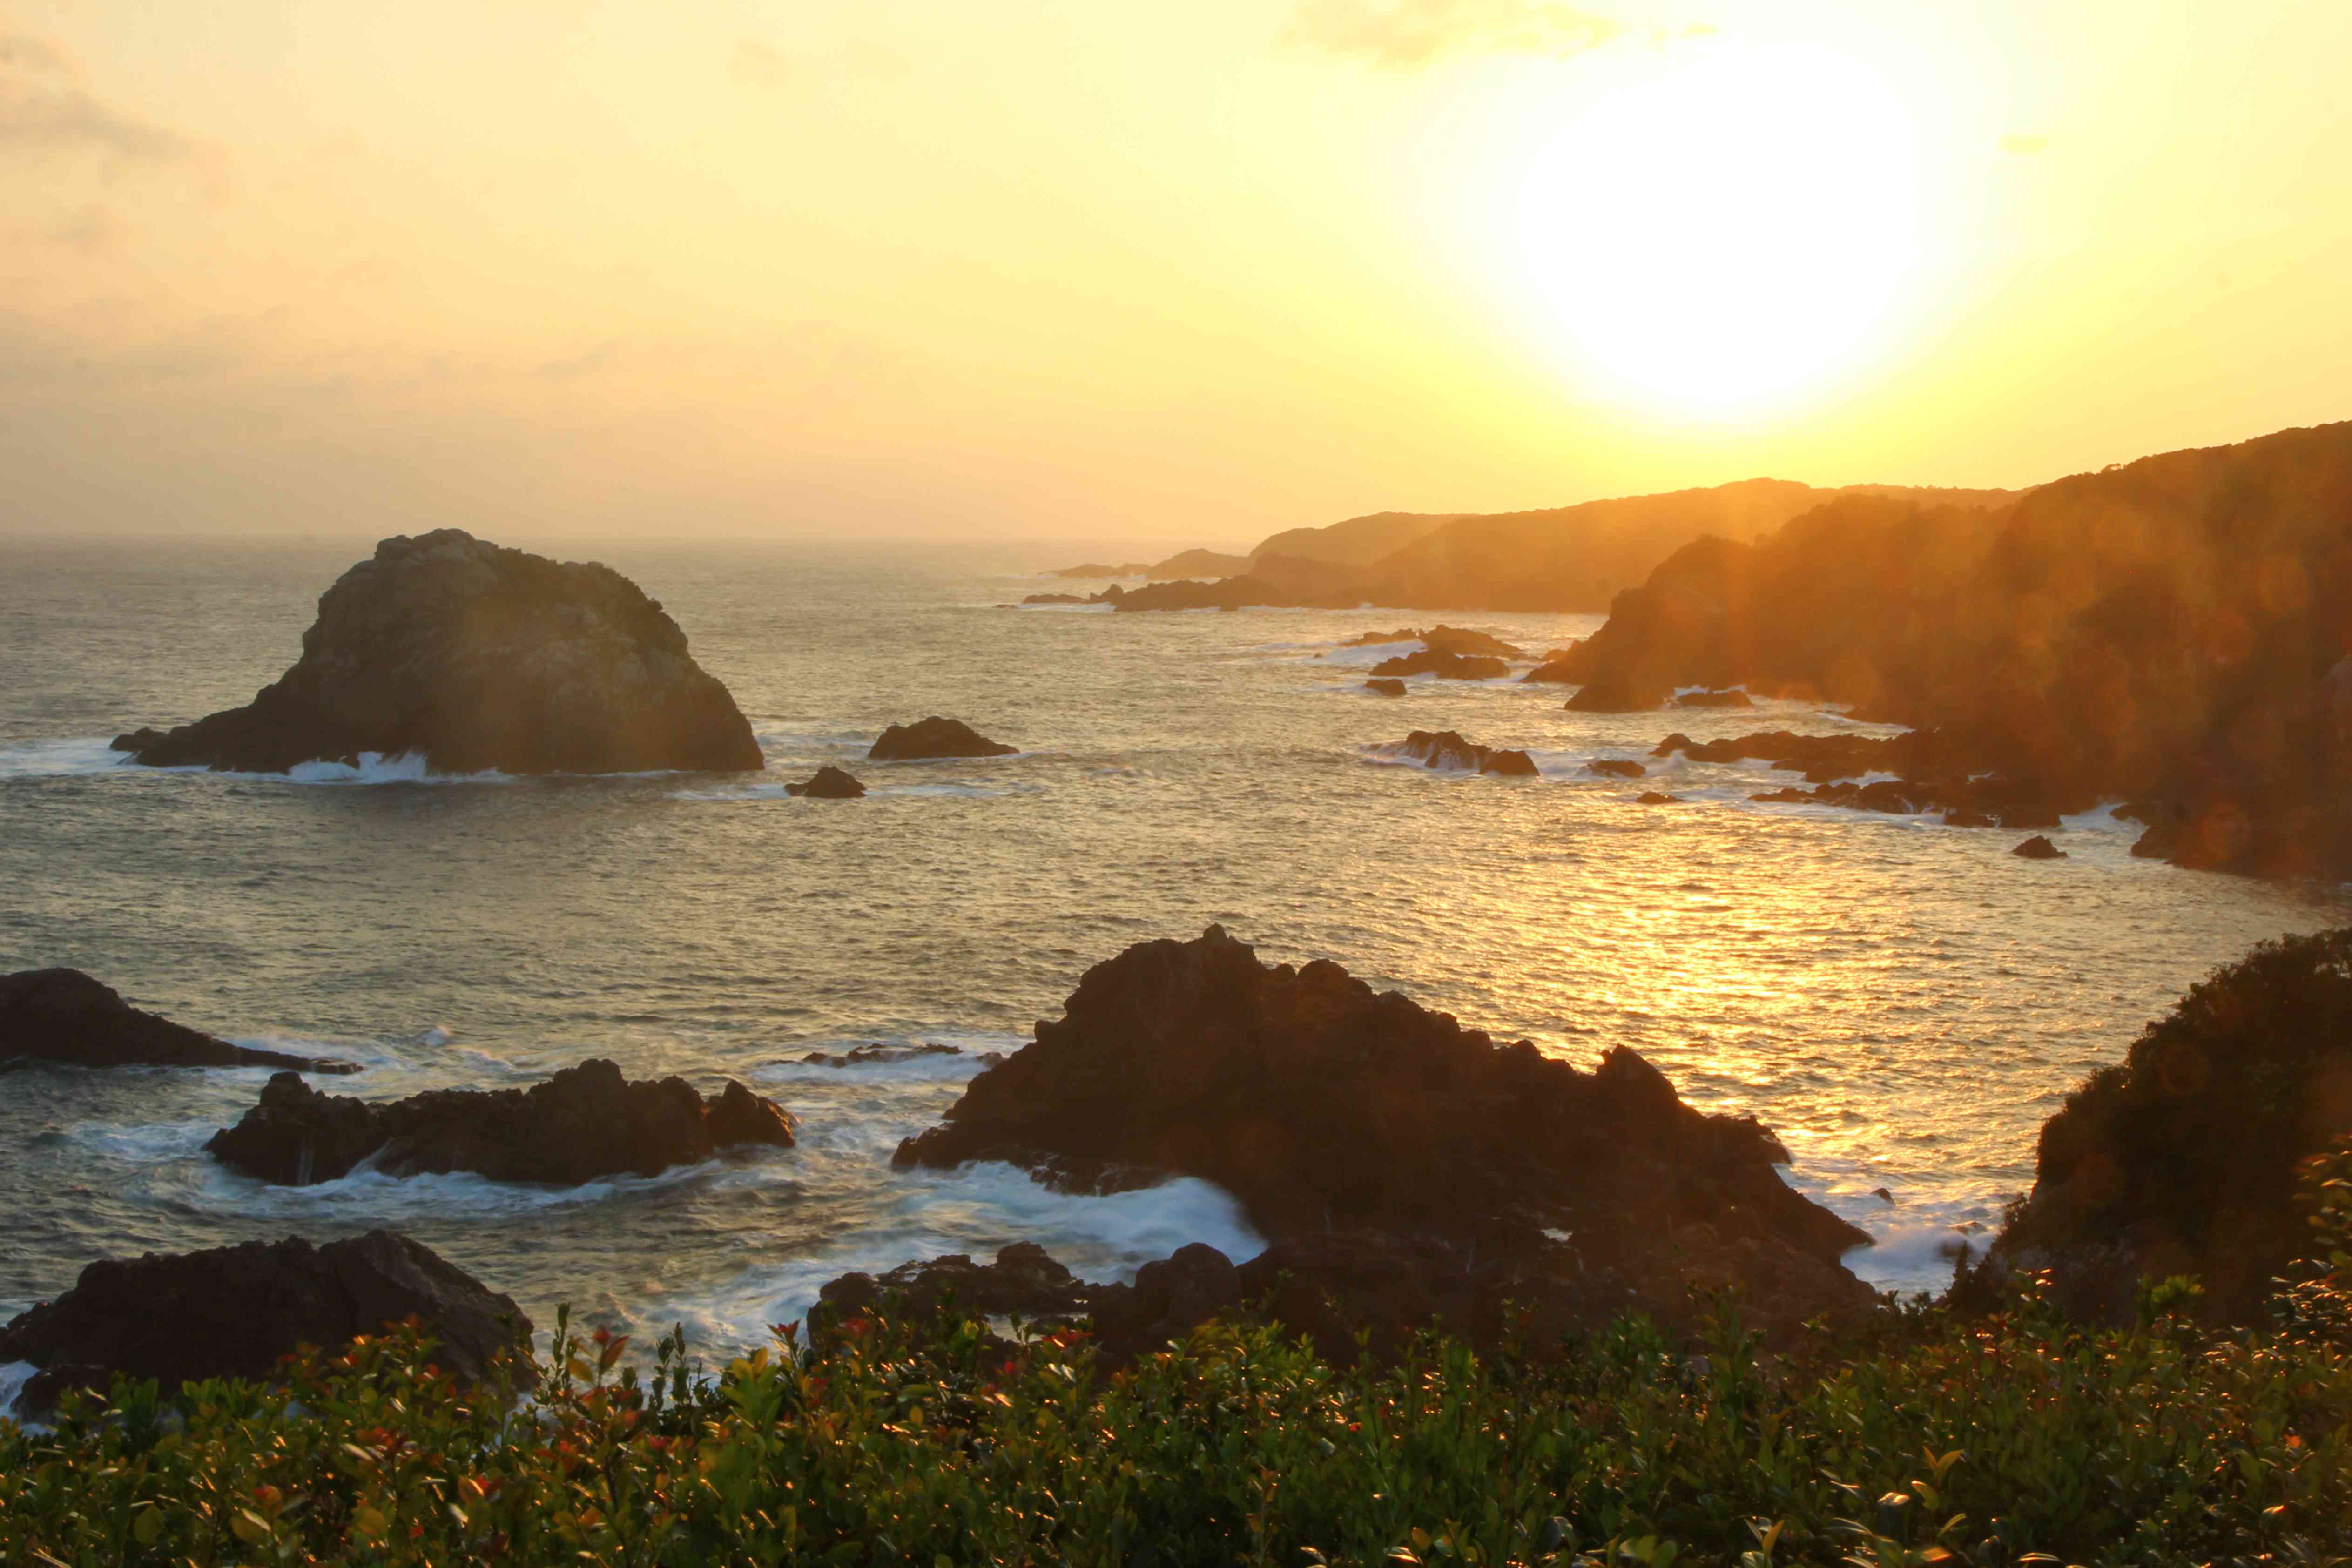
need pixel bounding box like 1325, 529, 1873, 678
1558, 420, 2352, 878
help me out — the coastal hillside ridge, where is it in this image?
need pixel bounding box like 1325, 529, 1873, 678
1559, 419, 2352, 879
118, 528, 763, 776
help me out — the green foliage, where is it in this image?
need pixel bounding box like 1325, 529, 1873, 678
6, 1285, 2352, 1568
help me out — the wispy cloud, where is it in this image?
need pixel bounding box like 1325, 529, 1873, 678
0, 23, 192, 160
1284, 0, 1622, 69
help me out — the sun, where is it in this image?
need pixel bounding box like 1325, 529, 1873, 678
1512, 42, 1929, 417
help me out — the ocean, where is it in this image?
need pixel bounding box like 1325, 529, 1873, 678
4, 535, 2345, 1364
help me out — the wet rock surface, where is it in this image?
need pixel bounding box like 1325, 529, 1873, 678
868, 717, 1017, 760
888, 928, 1874, 1342
1393, 730, 1539, 777
122, 529, 762, 776
0, 1231, 532, 1413
206, 1058, 795, 1186
1363, 677, 1407, 696
1368, 650, 1509, 680
786, 765, 866, 798
1, 969, 360, 1075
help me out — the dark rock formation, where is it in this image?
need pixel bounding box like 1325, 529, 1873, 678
1652, 729, 2080, 829
1020, 592, 1090, 605
206, 1058, 795, 1186
1343, 628, 1422, 647
122, 530, 761, 776
2012, 834, 2066, 859
1048, 562, 1148, 579
108, 727, 166, 753
867, 717, 1017, 761
1672, 688, 1754, 708
894, 928, 1871, 1292
0, 1231, 532, 1413
1564, 672, 1672, 712
1, 969, 360, 1075
1583, 759, 1646, 779
797, 1043, 965, 1068
1363, 677, 1407, 697
1393, 730, 1539, 777
1521, 654, 1581, 684
1420, 625, 1523, 659
1105, 577, 1285, 612
1369, 650, 1509, 680
1637, 791, 1681, 804
1982, 929, 2352, 1323
1557, 423, 2352, 880
786, 765, 865, 798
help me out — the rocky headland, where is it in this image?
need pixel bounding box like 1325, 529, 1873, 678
0, 1231, 531, 1413
885, 927, 1874, 1346
206, 1058, 795, 1186
1551, 423, 2352, 879
1970, 929, 2352, 1324
120, 529, 762, 776
1, 968, 360, 1074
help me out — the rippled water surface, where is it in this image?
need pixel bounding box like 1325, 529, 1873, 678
4, 536, 2346, 1359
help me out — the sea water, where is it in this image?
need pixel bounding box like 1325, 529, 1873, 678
3, 535, 2345, 1364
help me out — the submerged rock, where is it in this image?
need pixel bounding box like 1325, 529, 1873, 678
1394, 730, 1539, 777
1368, 650, 1509, 680
122, 529, 762, 776
1583, 759, 1647, 779
206, 1058, 795, 1186
786, 765, 866, 799
0, 969, 360, 1075
0, 1231, 532, 1413
797, 1042, 964, 1068
1363, 677, 1407, 697
1636, 791, 1681, 805
2012, 834, 2066, 859
868, 717, 1017, 760
894, 927, 1871, 1284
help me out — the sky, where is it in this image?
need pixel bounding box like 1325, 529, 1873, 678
2, 0, 2347, 544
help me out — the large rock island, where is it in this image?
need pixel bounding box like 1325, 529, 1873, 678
121, 529, 763, 775
886, 926, 1874, 1347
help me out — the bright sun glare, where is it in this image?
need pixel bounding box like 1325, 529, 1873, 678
1515, 44, 1927, 417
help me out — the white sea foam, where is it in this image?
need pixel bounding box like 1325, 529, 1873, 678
201, 1150, 783, 1223
0, 738, 132, 780
72, 1117, 222, 1161
0, 1361, 43, 1427
636, 1164, 1263, 1360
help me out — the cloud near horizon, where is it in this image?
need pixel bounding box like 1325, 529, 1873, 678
0, 26, 191, 160
1285, 0, 1622, 68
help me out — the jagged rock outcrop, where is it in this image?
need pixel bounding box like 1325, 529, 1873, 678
894, 928, 1871, 1292
0, 1231, 532, 1413
1653, 730, 2080, 829
1, 969, 359, 1074
1673, 688, 1754, 708
1583, 759, 1646, 779
207, 1059, 795, 1186
1420, 626, 1523, 659
868, 717, 1017, 761
1559, 424, 2352, 879
122, 530, 762, 775
1977, 929, 2352, 1324
1392, 731, 1539, 777
797, 1043, 967, 1068
2012, 835, 2066, 859
1368, 650, 1509, 680
786, 765, 866, 798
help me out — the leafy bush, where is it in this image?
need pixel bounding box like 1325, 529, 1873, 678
5, 1279, 2352, 1568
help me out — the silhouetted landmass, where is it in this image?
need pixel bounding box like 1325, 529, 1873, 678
1981, 928, 2352, 1323
1250, 511, 1465, 567
892, 927, 1871, 1343
121, 530, 762, 776
207, 1059, 795, 1186
0, 1231, 531, 1414
1148, 547, 1254, 578
1, 968, 359, 1074
1047, 562, 1149, 579
1563, 421, 2352, 877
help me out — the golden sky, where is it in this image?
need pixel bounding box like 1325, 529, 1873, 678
3, 0, 2347, 542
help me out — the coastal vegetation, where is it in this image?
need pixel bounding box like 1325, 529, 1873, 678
7, 1237, 2352, 1566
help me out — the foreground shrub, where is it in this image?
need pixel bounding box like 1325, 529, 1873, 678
5, 1284, 2352, 1568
